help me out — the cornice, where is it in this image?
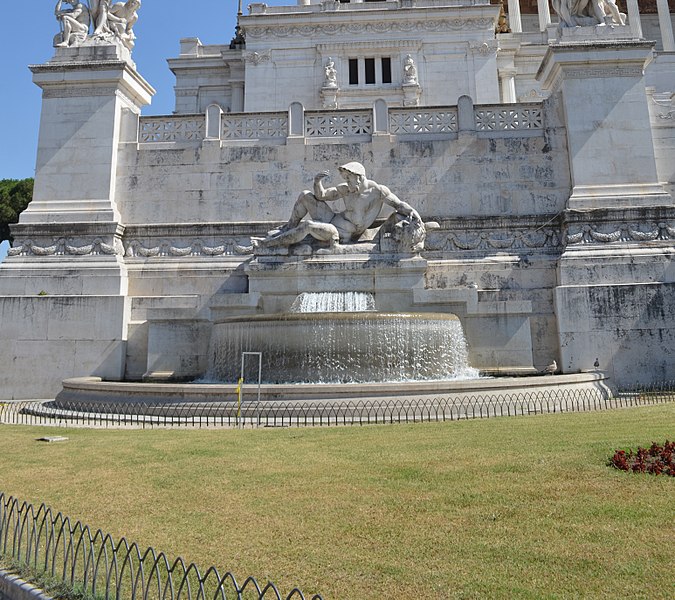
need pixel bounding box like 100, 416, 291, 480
244, 15, 497, 40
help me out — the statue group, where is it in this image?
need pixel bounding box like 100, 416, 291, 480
54, 0, 141, 50
551, 0, 625, 28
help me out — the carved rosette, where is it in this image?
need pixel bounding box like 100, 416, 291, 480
243, 50, 272, 66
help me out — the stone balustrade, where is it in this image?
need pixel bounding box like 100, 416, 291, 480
221, 113, 289, 140
139, 115, 206, 143
137, 98, 545, 147
474, 105, 544, 132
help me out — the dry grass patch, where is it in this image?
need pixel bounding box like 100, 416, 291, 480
1, 405, 673, 599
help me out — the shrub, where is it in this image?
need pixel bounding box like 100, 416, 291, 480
609, 441, 674, 476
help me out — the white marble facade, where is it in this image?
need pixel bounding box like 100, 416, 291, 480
170, 0, 503, 113
1, 0, 675, 399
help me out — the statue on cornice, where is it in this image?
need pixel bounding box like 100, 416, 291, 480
551, 0, 625, 28
92, 0, 141, 49
403, 55, 418, 85
54, 1, 91, 47
54, 0, 141, 51
323, 57, 338, 89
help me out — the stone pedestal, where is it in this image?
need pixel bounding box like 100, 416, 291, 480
538, 40, 670, 209
245, 254, 428, 314
0, 45, 154, 398
25, 46, 154, 224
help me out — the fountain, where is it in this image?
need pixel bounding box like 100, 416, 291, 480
204, 292, 479, 385
52, 164, 611, 413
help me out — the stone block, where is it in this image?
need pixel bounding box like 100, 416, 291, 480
0, 295, 128, 400
144, 319, 211, 381
555, 282, 675, 386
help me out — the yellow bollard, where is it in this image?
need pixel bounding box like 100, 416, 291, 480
235, 377, 244, 418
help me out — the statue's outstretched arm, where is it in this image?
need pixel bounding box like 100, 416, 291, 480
380, 184, 417, 217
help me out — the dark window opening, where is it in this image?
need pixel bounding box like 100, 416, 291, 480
349, 59, 359, 85
365, 58, 376, 84
381, 57, 392, 84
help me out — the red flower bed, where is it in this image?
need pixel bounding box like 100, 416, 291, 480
609, 441, 674, 476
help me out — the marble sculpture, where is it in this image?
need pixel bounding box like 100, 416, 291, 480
551, 0, 626, 28
252, 162, 426, 255
54, 0, 141, 50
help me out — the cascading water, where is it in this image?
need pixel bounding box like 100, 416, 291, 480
204, 291, 479, 384
290, 291, 375, 313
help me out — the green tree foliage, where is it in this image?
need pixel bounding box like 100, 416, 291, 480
0, 178, 34, 243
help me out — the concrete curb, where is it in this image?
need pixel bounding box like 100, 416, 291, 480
0, 569, 52, 600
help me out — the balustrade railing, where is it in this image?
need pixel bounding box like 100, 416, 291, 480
304, 110, 373, 138
389, 107, 458, 135
474, 104, 544, 132
139, 115, 206, 143
136, 101, 548, 145
221, 112, 289, 140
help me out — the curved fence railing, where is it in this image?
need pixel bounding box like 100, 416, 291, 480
0, 493, 323, 600
1, 381, 673, 429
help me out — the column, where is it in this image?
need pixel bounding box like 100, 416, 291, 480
507, 0, 522, 34
626, 0, 643, 39
537, 0, 551, 32
499, 69, 517, 103
656, 0, 675, 51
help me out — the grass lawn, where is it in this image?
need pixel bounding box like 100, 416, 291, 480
0, 405, 673, 599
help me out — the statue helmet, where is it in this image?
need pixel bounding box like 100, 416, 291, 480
338, 162, 366, 178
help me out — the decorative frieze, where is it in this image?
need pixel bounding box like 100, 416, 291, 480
8, 237, 124, 257
124, 239, 253, 257
242, 50, 272, 65
651, 94, 675, 120
41, 85, 120, 98
425, 227, 561, 253
561, 65, 646, 80
468, 41, 499, 56
565, 222, 675, 246
244, 19, 495, 40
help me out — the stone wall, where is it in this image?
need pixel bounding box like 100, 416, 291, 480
116, 99, 569, 225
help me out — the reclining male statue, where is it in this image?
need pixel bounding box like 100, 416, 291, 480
252, 162, 425, 254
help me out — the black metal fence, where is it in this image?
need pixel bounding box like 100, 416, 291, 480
0, 493, 323, 600
1, 381, 674, 429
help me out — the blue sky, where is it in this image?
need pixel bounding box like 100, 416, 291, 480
0, 1, 289, 261
0, 1, 293, 180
